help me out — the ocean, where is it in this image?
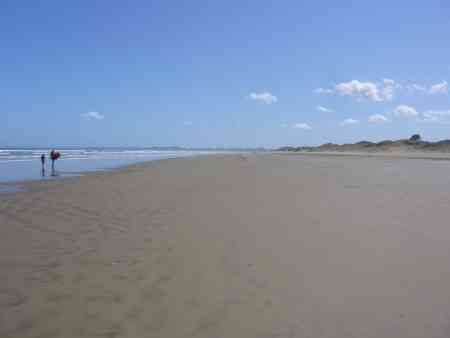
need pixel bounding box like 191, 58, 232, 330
0, 147, 224, 183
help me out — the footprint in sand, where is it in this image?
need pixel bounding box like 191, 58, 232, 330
138, 307, 169, 333
191, 306, 228, 337
98, 322, 124, 338
112, 293, 123, 304
44, 290, 72, 303
263, 325, 299, 338
72, 272, 86, 283
264, 298, 273, 308
11, 317, 36, 335
112, 273, 128, 281
125, 304, 143, 320
34, 327, 61, 338
185, 298, 201, 308
142, 285, 166, 304
0, 289, 28, 308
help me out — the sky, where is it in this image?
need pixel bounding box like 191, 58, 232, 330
1, 0, 450, 148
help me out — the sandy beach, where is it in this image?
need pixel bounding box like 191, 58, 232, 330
2, 153, 450, 338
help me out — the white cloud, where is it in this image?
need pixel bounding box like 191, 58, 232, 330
314, 87, 334, 94
429, 81, 448, 94
422, 109, 450, 123
380, 78, 398, 101
81, 111, 104, 120
335, 80, 382, 101
382, 78, 395, 86
393, 105, 419, 118
406, 82, 449, 94
368, 114, 388, 123
292, 123, 312, 130
407, 83, 427, 92
249, 91, 277, 104
319, 79, 449, 100
319, 79, 398, 102
425, 110, 450, 117
386, 105, 450, 123
340, 118, 360, 126
316, 105, 333, 112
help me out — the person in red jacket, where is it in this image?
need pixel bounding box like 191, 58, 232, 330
50, 150, 60, 175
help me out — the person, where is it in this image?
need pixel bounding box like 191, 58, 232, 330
50, 150, 60, 175
40, 153, 46, 176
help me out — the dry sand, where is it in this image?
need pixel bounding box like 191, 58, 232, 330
1, 153, 450, 337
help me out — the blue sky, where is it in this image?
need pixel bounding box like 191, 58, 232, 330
1, 1, 450, 148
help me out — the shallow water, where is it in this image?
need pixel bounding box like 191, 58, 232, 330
0, 185, 24, 193
0, 149, 219, 183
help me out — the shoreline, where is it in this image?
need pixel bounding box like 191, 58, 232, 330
0, 149, 231, 185
0, 153, 229, 193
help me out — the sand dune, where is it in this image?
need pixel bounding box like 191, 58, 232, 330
1, 154, 450, 337
278, 135, 450, 154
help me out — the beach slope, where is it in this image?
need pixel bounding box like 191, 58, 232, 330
1, 154, 450, 337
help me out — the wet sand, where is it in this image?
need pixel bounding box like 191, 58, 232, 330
1, 154, 450, 337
